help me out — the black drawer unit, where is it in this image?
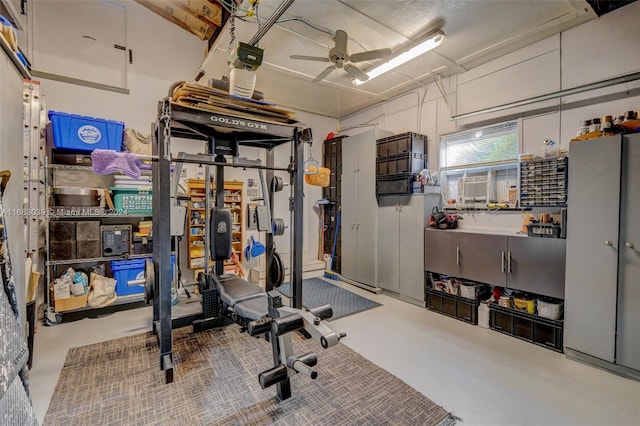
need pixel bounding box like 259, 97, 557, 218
489, 303, 564, 352
425, 287, 480, 325
376, 132, 427, 158
377, 152, 426, 175
376, 173, 422, 195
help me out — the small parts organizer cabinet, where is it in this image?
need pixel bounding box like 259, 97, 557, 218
187, 179, 243, 270
519, 156, 568, 207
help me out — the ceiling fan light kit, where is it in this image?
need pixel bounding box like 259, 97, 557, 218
352, 30, 446, 86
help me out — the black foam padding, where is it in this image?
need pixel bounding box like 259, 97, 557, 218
247, 312, 273, 335
259, 364, 288, 389
272, 313, 304, 336
210, 208, 233, 261
213, 275, 264, 307
235, 295, 269, 321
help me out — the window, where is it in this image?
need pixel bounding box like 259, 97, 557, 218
439, 121, 520, 208
440, 121, 519, 170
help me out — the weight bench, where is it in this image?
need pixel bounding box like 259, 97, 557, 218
209, 208, 346, 401
213, 274, 268, 321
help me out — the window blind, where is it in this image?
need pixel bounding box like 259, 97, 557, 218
440, 121, 519, 169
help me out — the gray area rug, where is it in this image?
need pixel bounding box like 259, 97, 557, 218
277, 277, 382, 320
44, 326, 454, 426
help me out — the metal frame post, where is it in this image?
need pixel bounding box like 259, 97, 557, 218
154, 106, 174, 384
291, 129, 303, 309
215, 152, 226, 276
265, 148, 276, 292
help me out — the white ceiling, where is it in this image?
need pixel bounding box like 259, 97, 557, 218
197, 0, 597, 118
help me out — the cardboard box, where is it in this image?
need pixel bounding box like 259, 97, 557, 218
180, 0, 222, 26
55, 294, 89, 312
137, 0, 216, 40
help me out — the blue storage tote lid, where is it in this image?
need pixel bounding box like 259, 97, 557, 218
48, 110, 125, 152
111, 255, 175, 270
111, 258, 146, 270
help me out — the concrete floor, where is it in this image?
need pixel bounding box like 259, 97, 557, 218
29, 280, 640, 425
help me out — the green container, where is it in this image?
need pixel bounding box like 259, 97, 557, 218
110, 187, 152, 214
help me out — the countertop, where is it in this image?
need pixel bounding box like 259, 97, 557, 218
424, 227, 530, 237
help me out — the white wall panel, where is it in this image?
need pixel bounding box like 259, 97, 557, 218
456, 48, 560, 115
561, 1, 640, 89
522, 112, 560, 156
560, 84, 640, 144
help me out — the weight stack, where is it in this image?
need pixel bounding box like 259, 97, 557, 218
201, 288, 220, 319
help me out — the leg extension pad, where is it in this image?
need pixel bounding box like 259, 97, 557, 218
259, 364, 288, 389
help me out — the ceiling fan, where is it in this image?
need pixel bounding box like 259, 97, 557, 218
289, 29, 392, 83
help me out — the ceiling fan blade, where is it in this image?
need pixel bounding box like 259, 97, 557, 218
290, 55, 331, 62
313, 65, 337, 83
334, 29, 348, 55
344, 64, 369, 82
349, 48, 392, 63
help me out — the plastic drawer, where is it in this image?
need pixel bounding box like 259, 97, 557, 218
489, 304, 563, 352
425, 287, 479, 325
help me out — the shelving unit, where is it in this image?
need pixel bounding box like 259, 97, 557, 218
44, 160, 153, 324
186, 179, 243, 272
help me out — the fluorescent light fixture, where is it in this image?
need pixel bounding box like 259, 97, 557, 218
352, 30, 446, 86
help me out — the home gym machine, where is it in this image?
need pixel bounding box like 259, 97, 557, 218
150, 98, 345, 393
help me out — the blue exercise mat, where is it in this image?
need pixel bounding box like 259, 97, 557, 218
277, 277, 382, 320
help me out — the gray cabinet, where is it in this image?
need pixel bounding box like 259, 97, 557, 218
423, 228, 461, 278
424, 230, 565, 298
508, 237, 566, 299
565, 134, 640, 378
460, 233, 507, 286
341, 129, 391, 288
378, 193, 440, 304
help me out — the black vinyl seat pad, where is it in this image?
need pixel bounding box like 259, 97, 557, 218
213, 275, 269, 321
233, 295, 269, 321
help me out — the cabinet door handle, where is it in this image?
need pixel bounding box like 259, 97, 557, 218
356, 223, 360, 230
352, 223, 355, 229
501, 251, 505, 273
625, 242, 634, 249
507, 251, 512, 273
456, 246, 460, 265
604, 240, 612, 246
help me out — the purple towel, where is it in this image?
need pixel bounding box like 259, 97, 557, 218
91, 149, 141, 178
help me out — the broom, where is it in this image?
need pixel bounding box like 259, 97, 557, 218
324, 208, 341, 280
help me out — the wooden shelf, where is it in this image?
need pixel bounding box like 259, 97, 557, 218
187, 179, 244, 270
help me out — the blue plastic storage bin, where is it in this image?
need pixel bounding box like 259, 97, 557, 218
48, 110, 124, 152
111, 255, 175, 296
